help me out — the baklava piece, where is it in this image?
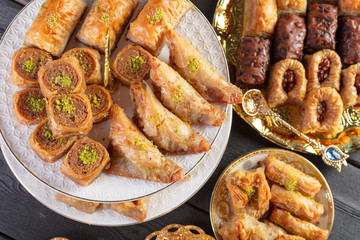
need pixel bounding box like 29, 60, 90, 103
85, 85, 112, 123
38, 57, 86, 98
340, 63, 360, 107
56, 193, 100, 214
273, 14, 306, 62
24, 0, 87, 57
13, 88, 47, 125
236, 37, 271, 87
76, 0, 138, 53
61, 137, 110, 186
110, 43, 153, 85
267, 59, 307, 108
338, 16, 360, 66
305, 3, 338, 53
47, 93, 93, 137
29, 120, 77, 163
339, 0, 360, 15
62, 47, 101, 85
301, 87, 344, 136
276, 0, 307, 15
103, 198, 149, 223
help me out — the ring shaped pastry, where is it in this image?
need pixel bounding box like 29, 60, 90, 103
301, 87, 343, 136
305, 49, 341, 92
267, 59, 307, 108
340, 63, 360, 107
85, 85, 113, 123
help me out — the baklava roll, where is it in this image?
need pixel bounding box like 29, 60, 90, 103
61, 137, 110, 186
76, 0, 138, 54
85, 85, 112, 123
340, 63, 360, 107
271, 184, 325, 222
236, 37, 271, 87
273, 14, 306, 62
62, 47, 101, 85
127, 0, 192, 55
305, 3, 338, 53
103, 198, 149, 223
339, 0, 360, 15
110, 43, 153, 85
305, 49, 341, 92
47, 93, 93, 137
243, 0, 278, 37
38, 57, 86, 99
29, 120, 78, 163
264, 154, 322, 197
24, 0, 87, 57
13, 88, 47, 125
270, 208, 329, 240
276, 0, 307, 15
56, 193, 100, 214
338, 16, 360, 66
267, 59, 307, 108
301, 87, 344, 136
10, 48, 52, 88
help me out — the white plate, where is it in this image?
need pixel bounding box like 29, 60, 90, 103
0, 0, 230, 202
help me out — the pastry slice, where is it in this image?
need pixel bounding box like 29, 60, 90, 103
341, 63, 360, 107
106, 104, 184, 183
103, 198, 149, 223
56, 193, 100, 214
339, 0, 360, 15
85, 85, 113, 123
130, 82, 210, 154
276, 0, 307, 15
166, 29, 242, 104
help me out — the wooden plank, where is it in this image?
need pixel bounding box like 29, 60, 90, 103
0, 1, 23, 36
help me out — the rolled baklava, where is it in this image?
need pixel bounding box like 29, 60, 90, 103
56, 193, 100, 214
61, 137, 110, 186
47, 93, 93, 137
103, 198, 149, 223
273, 14, 306, 62
24, 0, 87, 57
62, 47, 101, 85
338, 16, 360, 66
339, 0, 360, 15
305, 3, 338, 53
340, 63, 360, 107
276, 0, 307, 15
236, 37, 271, 87
85, 85, 113, 123
38, 57, 86, 98
13, 88, 47, 125
267, 59, 307, 108
110, 43, 153, 85
29, 119, 78, 163
10, 48, 52, 88
127, 0, 192, 54
76, 0, 138, 54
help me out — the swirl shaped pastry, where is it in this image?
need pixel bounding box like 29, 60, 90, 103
12, 88, 47, 125
62, 47, 101, 85
56, 194, 100, 214
276, 0, 307, 15
340, 63, 360, 107
85, 85, 113, 123
339, 0, 360, 15
24, 0, 87, 57
338, 16, 360, 66
103, 198, 149, 223
267, 59, 307, 108
38, 57, 86, 98
61, 137, 110, 186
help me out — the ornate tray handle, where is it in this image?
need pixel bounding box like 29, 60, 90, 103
145, 224, 215, 240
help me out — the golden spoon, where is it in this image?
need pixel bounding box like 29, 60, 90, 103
104, 28, 118, 93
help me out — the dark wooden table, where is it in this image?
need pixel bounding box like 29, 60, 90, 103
1, 0, 360, 239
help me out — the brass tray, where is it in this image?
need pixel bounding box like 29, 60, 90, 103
210, 148, 334, 240
212, 0, 360, 155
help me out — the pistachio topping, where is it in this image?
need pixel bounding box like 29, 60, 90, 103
26, 97, 46, 112
47, 13, 57, 28
44, 130, 55, 141
100, 12, 109, 22
77, 54, 87, 73
79, 146, 99, 165
148, 113, 162, 124
22, 59, 37, 73
130, 56, 146, 73
54, 75, 72, 88
172, 84, 184, 104
146, 7, 164, 25
186, 57, 199, 73
88, 94, 100, 108
132, 138, 146, 149
55, 95, 75, 114
40, 56, 45, 61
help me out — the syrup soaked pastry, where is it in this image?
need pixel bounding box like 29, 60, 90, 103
264, 155, 322, 197
340, 63, 360, 107
225, 166, 271, 218
150, 59, 226, 126
76, 0, 138, 54
305, 3, 338, 53
29, 120, 78, 163
271, 184, 324, 222
106, 104, 184, 183
305, 49, 341, 92
276, 0, 307, 15
13, 88, 47, 125
339, 0, 360, 15
301, 87, 344, 136
10, 48, 52, 88
338, 16, 360, 66
56, 193, 100, 214
166, 29, 242, 104
270, 208, 329, 240
127, 0, 192, 55
38, 56, 86, 99
47, 93, 93, 137
24, 0, 87, 57
242, 0, 278, 37
111, 43, 153, 85
236, 37, 271, 87
62, 47, 101, 85
103, 198, 149, 223
85, 85, 113, 123
267, 59, 307, 108
130, 82, 210, 154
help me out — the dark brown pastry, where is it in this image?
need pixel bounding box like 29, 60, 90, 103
85, 85, 113, 123
340, 63, 360, 107
236, 37, 271, 87
273, 14, 306, 62
338, 16, 360, 66
56, 193, 100, 214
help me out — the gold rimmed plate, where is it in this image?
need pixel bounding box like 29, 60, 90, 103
210, 148, 334, 240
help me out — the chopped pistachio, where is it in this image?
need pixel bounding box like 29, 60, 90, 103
47, 13, 57, 28
172, 84, 184, 104
79, 146, 99, 165
130, 56, 146, 72
286, 211, 291, 217
22, 59, 37, 73
26, 97, 46, 112
100, 12, 109, 22
284, 177, 297, 191
242, 188, 255, 197
148, 113, 161, 124
88, 94, 100, 108
40, 56, 45, 61
56, 95, 75, 114
186, 57, 199, 73
132, 138, 146, 149
146, 7, 164, 25
43, 130, 55, 141
54, 75, 72, 88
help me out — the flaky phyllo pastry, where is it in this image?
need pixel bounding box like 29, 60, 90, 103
106, 104, 185, 183
340, 63, 360, 107
103, 198, 149, 223
276, 0, 307, 15
85, 85, 113, 123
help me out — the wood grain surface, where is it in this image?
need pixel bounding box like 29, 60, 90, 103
1, 0, 360, 239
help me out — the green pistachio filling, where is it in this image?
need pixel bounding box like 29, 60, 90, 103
22, 59, 37, 73
79, 146, 99, 165
100, 12, 109, 22
172, 84, 184, 104
186, 57, 199, 73
130, 56, 146, 72
43, 130, 55, 141
47, 13, 57, 28
55, 96, 75, 114
26, 97, 46, 112
147, 113, 161, 125
132, 138, 146, 149
88, 94, 100, 108
146, 7, 164, 25
54, 75, 72, 88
